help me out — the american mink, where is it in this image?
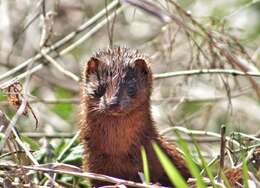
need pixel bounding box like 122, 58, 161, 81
80, 47, 191, 187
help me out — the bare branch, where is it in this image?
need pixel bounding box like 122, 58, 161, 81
41, 50, 80, 82
218, 125, 226, 181
154, 69, 260, 80
0, 164, 166, 188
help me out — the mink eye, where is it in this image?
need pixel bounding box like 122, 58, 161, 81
127, 80, 137, 97
94, 84, 106, 98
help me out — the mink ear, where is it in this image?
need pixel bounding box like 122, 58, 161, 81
133, 58, 149, 75
86, 57, 100, 74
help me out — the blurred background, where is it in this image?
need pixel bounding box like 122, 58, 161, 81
0, 0, 259, 181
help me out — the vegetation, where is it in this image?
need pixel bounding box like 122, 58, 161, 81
0, 0, 259, 187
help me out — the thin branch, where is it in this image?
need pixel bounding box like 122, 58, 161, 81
218, 125, 226, 181
160, 126, 241, 147
41, 50, 80, 82
226, 149, 235, 168
18, 132, 223, 142
152, 88, 250, 103
2, 67, 259, 90
187, 177, 225, 188
167, 136, 220, 143
0, 98, 80, 105
232, 132, 260, 142
232, 143, 260, 153
20, 132, 75, 139
0, 64, 43, 89
154, 69, 260, 80
0, 164, 166, 188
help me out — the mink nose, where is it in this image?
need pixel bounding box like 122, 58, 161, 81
108, 100, 119, 108
107, 98, 121, 111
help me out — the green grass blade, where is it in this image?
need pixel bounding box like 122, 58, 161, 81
242, 159, 249, 188
191, 136, 217, 188
175, 132, 206, 188
141, 146, 150, 185
152, 142, 188, 188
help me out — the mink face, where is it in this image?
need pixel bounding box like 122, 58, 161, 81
82, 47, 152, 116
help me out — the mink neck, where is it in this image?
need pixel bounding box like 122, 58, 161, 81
86, 101, 157, 155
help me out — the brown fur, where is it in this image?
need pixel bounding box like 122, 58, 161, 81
80, 47, 191, 187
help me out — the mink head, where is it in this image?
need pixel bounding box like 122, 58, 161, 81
82, 47, 152, 116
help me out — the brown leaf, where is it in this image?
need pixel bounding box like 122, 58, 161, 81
225, 168, 243, 187
5, 82, 38, 128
